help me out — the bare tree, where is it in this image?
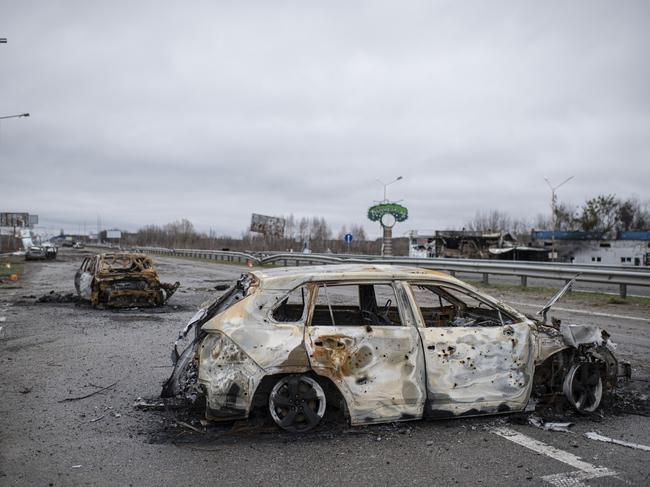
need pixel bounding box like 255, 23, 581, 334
465, 210, 511, 233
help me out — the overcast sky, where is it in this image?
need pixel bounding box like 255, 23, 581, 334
1, 0, 648, 239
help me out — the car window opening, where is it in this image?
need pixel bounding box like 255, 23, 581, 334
410, 284, 514, 328
312, 283, 403, 327
273, 286, 307, 322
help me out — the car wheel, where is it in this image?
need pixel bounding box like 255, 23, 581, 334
268, 375, 326, 432
563, 363, 603, 413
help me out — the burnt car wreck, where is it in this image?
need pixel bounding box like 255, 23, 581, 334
162, 264, 629, 432
75, 252, 179, 308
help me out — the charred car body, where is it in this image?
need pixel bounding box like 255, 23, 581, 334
162, 264, 629, 432
75, 252, 179, 308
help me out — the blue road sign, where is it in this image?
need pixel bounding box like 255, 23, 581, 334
344, 233, 353, 243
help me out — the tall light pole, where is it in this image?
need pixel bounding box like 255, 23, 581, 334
376, 176, 403, 202
0, 113, 30, 120
0, 113, 29, 144
544, 176, 574, 262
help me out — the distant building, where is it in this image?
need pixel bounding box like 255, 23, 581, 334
530, 231, 650, 266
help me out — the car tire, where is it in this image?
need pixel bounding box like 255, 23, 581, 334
268, 374, 326, 433
563, 363, 603, 413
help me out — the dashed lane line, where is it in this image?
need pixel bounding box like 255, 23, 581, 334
492, 427, 620, 487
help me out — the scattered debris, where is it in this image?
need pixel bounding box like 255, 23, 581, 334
36, 291, 81, 304
18, 386, 32, 394
177, 421, 204, 434
0, 316, 6, 322
71, 465, 82, 469
214, 284, 229, 291
88, 414, 106, 423
133, 398, 166, 411
58, 381, 118, 403
544, 422, 573, 433
585, 431, 650, 451
528, 415, 573, 432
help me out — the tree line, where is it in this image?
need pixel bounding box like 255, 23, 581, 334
466, 194, 650, 237
125, 194, 649, 253
126, 216, 382, 254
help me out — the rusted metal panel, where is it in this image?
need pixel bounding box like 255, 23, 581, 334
417, 323, 535, 417
305, 326, 426, 424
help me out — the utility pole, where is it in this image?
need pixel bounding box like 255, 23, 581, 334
544, 176, 574, 262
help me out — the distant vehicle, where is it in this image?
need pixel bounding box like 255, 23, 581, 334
42, 242, 58, 260
60, 240, 74, 247
25, 246, 46, 260
162, 265, 629, 433
72, 241, 85, 249
74, 252, 179, 308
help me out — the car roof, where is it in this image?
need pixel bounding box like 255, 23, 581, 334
250, 263, 463, 289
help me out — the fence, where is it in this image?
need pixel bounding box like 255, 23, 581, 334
131, 246, 650, 298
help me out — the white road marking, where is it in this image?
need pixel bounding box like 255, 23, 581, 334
492, 427, 619, 486
508, 301, 650, 323
585, 431, 650, 451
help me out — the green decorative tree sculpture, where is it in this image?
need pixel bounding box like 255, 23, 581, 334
368, 203, 408, 256
367, 203, 408, 223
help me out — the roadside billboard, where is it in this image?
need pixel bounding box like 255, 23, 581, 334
250, 213, 285, 237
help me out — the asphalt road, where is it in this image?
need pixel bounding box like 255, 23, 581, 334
1, 250, 649, 486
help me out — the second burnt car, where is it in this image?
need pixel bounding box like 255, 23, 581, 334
75, 252, 179, 308
162, 264, 629, 432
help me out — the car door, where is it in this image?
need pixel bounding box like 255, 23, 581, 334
74, 258, 88, 295
403, 281, 535, 418
76, 257, 95, 300
304, 281, 426, 425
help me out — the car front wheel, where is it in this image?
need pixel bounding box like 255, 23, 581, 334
563, 363, 603, 413
268, 375, 326, 432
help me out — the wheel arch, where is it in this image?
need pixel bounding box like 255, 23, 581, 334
250, 371, 350, 421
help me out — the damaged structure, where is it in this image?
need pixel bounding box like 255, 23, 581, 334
409, 230, 518, 259
74, 253, 179, 308
162, 264, 629, 432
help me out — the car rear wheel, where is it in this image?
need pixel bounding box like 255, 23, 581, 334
563, 363, 603, 413
268, 375, 326, 432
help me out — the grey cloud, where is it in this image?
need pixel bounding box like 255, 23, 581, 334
1, 0, 648, 239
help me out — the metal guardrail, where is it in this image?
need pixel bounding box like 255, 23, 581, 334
132, 246, 650, 298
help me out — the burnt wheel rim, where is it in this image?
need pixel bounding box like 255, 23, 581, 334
269, 375, 326, 432
563, 363, 603, 413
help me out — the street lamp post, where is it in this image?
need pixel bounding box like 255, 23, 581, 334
0, 113, 30, 120
544, 176, 574, 262
376, 176, 403, 202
